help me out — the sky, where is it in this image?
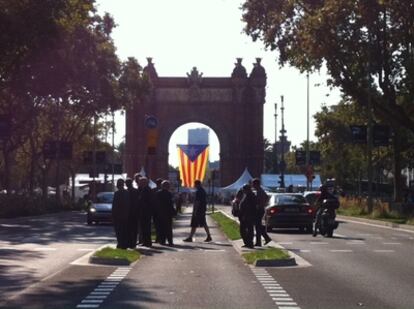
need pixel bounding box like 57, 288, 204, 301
96, 0, 341, 168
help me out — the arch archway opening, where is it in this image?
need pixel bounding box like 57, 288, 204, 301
168, 122, 220, 189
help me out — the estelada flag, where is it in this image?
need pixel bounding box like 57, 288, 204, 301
177, 144, 209, 188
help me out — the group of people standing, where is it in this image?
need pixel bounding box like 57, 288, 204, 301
112, 174, 176, 249
232, 178, 272, 248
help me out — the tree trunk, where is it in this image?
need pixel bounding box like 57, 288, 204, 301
393, 130, 403, 202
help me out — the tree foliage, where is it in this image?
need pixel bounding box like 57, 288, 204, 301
0, 1, 148, 199
242, 0, 414, 132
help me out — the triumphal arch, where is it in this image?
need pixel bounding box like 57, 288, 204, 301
124, 58, 266, 186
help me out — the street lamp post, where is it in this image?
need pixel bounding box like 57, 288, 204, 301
279, 96, 286, 189
306, 72, 310, 191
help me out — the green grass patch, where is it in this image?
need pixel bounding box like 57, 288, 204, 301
210, 212, 241, 240
242, 247, 290, 264
94, 247, 140, 263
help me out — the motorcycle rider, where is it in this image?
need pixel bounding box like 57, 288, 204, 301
313, 184, 338, 237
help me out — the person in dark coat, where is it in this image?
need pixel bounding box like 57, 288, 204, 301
155, 180, 176, 246
152, 178, 163, 243
138, 177, 154, 247
183, 180, 212, 242
125, 178, 140, 249
112, 179, 130, 249
252, 178, 272, 246
239, 184, 257, 248
134, 173, 143, 244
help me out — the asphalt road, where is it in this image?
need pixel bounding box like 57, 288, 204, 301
2, 206, 414, 309
265, 217, 414, 309
0, 211, 115, 305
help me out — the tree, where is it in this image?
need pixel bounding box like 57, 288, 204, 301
242, 0, 414, 201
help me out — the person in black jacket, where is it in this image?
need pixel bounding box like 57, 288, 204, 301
252, 178, 272, 246
138, 177, 154, 247
125, 178, 140, 249
183, 180, 212, 242
112, 179, 130, 249
156, 180, 176, 246
239, 184, 257, 248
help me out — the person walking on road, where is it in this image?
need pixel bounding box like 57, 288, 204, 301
238, 184, 257, 248
138, 177, 154, 247
125, 178, 140, 249
183, 180, 212, 242
156, 180, 176, 246
112, 179, 130, 249
252, 178, 272, 246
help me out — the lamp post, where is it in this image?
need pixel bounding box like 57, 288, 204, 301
306, 72, 310, 191
279, 96, 286, 189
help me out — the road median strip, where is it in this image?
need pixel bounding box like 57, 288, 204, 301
209, 211, 296, 267
89, 247, 140, 266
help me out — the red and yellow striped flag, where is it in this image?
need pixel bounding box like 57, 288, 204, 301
177, 144, 209, 188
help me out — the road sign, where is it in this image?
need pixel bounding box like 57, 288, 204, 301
310, 151, 321, 165
350, 125, 367, 143
43, 141, 72, 160
295, 150, 306, 165
373, 125, 390, 146
144, 115, 158, 129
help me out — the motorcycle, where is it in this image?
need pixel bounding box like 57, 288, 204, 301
313, 198, 339, 237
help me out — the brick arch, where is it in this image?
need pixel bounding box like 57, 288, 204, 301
125, 59, 266, 186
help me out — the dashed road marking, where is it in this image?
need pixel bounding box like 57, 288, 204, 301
383, 242, 401, 245
310, 242, 328, 245
34, 247, 57, 251
330, 249, 353, 253
374, 249, 395, 253
251, 267, 301, 309
76, 267, 131, 308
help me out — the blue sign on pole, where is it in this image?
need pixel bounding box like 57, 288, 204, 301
145, 115, 158, 129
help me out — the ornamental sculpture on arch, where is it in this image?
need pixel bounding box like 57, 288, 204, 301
124, 57, 266, 186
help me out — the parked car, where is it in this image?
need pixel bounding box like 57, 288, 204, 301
264, 193, 314, 233
87, 191, 114, 225
303, 191, 321, 215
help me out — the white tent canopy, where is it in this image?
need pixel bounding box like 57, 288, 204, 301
138, 166, 156, 189
220, 168, 253, 193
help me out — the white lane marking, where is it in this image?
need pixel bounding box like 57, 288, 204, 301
251, 267, 301, 309
76, 267, 131, 308
299, 249, 311, 253
333, 233, 347, 238
346, 241, 366, 245
310, 242, 328, 245
278, 242, 293, 245
86, 296, 107, 299
82, 300, 104, 304
329, 249, 353, 253
34, 247, 57, 251
383, 242, 401, 245
0, 246, 17, 250
276, 302, 298, 306
273, 297, 294, 301
77, 248, 95, 251
374, 249, 395, 253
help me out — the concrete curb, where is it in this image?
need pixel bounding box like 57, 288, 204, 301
213, 210, 299, 267
89, 256, 131, 266
338, 215, 414, 233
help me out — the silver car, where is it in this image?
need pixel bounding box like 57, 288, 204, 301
87, 191, 114, 225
